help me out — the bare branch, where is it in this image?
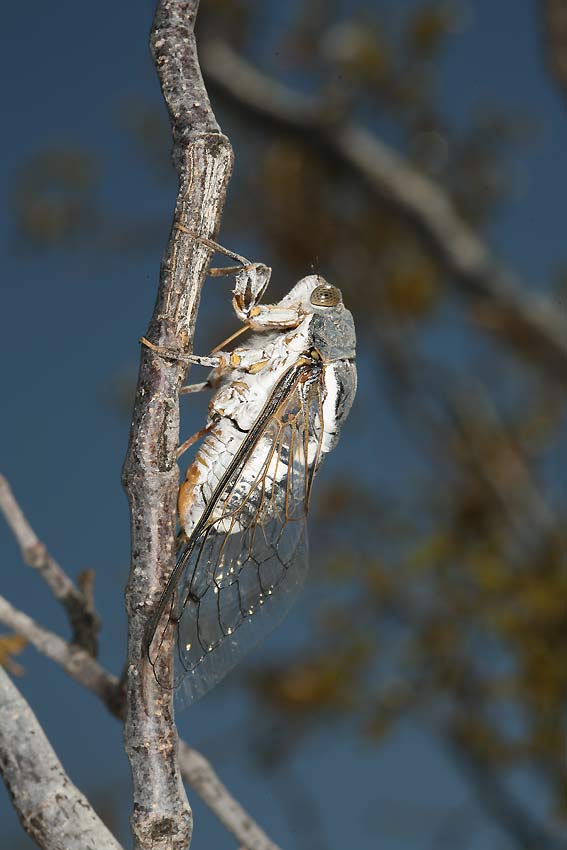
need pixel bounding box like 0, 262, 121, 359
0, 595, 282, 850
0, 665, 124, 850
152, 0, 220, 145
177, 743, 282, 850
121, 3, 232, 848
0, 595, 122, 715
0, 474, 100, 654
201, 40, 567, 382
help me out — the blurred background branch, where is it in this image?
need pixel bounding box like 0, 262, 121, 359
202, 39, 567, 381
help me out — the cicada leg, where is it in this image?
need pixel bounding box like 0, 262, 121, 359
176, 423, 215, 460
210, 325, 251, 354
210, 260, 273, 323
140, 337, 222, 368
180, 381, 211, 395
173, 223, 273, 321
174, 224, 308, 338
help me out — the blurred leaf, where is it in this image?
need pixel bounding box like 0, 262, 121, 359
408, 4, 457, 57
252, 643, 370, 717
0, 634, 27, 677
384, 258, 442, 318
321, 21, 390, 84
11, 146, 97, 247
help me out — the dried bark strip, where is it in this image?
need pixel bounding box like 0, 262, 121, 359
121, 2, 232, 848
0, 665, 124, 850
0, 474, 100, 655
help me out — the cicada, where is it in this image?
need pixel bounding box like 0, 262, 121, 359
143, 233, 357, 706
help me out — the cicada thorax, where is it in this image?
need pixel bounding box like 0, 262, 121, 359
178, 358, 324, 541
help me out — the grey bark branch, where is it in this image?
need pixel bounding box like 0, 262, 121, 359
121, 2, 232, 848
0, 595, 281, 850
152, 0, 220, 146
201, 40, 567, 383
0, 665, 124, 850
0, 595, 122, 715
0, 475, 100, 655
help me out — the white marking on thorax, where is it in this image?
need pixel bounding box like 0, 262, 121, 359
321, 364, 340, 453
180, 312, 344, 536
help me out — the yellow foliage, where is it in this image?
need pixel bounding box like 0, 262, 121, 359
465, 550, 510, 593
0, 634, 27, 677
384, 261, 441, 317
407, 532, 456, 570
408, 4, 456, 56
254, 644, 370, 716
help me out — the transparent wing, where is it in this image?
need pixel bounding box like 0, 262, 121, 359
146, 362, 325, 706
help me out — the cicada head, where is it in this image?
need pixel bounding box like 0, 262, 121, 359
280, 275, 356, 363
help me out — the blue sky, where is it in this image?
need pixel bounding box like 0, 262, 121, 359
0, 2, 565, 848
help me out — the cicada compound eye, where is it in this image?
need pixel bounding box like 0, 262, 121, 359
310, 283, 342, 307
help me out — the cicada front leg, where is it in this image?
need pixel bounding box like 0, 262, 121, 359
209, 254, 274, 323
231, 262, 272, 321
224, 264, 305, 332
174, 223, 306, 333
175, 223, 272, 315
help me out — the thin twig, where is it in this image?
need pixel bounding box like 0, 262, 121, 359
201, 39, 567, 383
0, 594, 281, 850
0, 474, 100, 654
0, 664, 124, 850
121, 2, 233, 848
0, 595, 121, 715
177, 744, 282, 850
